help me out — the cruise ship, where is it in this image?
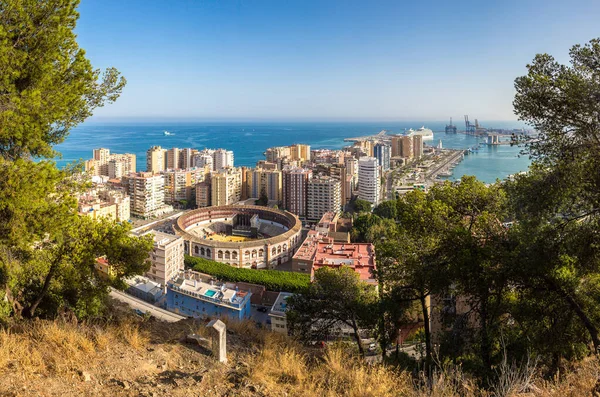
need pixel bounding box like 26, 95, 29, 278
407, 126, 434, 141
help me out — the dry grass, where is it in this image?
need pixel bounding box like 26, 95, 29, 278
1, 315, 600, 396
115, 321, 150, 350
246, 333, 410, 397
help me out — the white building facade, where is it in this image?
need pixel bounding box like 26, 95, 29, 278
358, 156, 380, 206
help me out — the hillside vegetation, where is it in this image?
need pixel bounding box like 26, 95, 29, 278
0, 301, 598, 397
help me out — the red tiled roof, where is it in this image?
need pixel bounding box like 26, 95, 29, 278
312, 242, 376, 282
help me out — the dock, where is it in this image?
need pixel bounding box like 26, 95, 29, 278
343, 130, 389, 142
426, 150, 465, 179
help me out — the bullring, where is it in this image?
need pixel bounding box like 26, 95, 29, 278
174, 205, 303, 269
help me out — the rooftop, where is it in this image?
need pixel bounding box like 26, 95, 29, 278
269, 292, 294, 317
168, 270, 250, 310
292, 230, 333, 262
313, 242, 376, 283
146, 230, 182, 247
125, 275, 163, 296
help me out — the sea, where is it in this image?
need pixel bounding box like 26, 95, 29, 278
53, 121, 532, 184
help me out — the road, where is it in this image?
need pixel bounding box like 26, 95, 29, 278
109, 288, 185, 322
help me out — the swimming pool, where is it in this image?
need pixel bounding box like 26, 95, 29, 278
205, 290, 217, 297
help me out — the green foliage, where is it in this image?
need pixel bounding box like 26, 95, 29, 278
0, 0, 126, 159
509, 37, 600, 361
287, 266, 378, 356
351, 198, 372, 213
351, 213, 382, 242
373, 200, 398, 220
185, 255, 310, 293
6, 217, 153, 319
0, 1, 152, 321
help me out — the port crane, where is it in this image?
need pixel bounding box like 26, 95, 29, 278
464, 115, 477, 135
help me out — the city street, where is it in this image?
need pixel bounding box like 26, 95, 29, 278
109, 288, 185, 322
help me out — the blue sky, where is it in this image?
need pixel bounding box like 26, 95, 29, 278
77, 0, 600, 121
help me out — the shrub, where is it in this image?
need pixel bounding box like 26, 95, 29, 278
185, 256, 310, 293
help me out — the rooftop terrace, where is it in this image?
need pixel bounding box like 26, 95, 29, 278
167, 270, 250, 310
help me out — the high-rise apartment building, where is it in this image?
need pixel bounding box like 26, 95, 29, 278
193, 150, 214, 170
93, 148, 111, 164
353, 140, 375, 157
146, 146, 167, 173
163, 168, 204, 204
127, 172, 169, 218
179, 148, 195, 169
327, 165, 352, 207
211, 167, 242, 206
290, 144, 311, 162
249, 168, 282, 202
167, 147, 180, 170
282, 167, 312, 218
195, 178, 212, 208
400, 136, 414, 159
145, 230, 184, 286
344, 156, 358, 185
373, 143, 391, 171
391, 135, 402, 158
307, 175, 341, 220
213, 149, 234, 171
107, 154, 136, 179
413, 135, 424, 160
358, 157, 380, 206
86, 149, 135, 178
265, 146, 291, 164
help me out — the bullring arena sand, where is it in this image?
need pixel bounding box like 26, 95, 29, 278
188, 228, 255, 243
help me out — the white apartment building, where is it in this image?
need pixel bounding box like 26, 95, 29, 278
213, 149, 234, 171
193, 150, 214, 170
269, 292, 293, 334
145, 230, 185, 286
358, 156, 380, 206
127, 172, 171, 218
86, 149, 135, 178
163, 168, 205, 205
307, 175, 341, 220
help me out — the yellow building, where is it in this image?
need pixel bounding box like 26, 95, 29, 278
248, 168, 282, 202
78, 201, 117, 221
290, 144, 311, 162
211, 168, 242, 206
146, 146, 167, 173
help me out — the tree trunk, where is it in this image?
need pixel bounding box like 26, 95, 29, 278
22, 262, 58, 318
546, 277, 600, 353
479, 294, 492, 370
351, 315, 365, 357
4, 285, 23, 317
420, 292, 432, 382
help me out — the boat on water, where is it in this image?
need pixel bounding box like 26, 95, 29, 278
164, 130, 173, 136
407, 126, 434, 141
